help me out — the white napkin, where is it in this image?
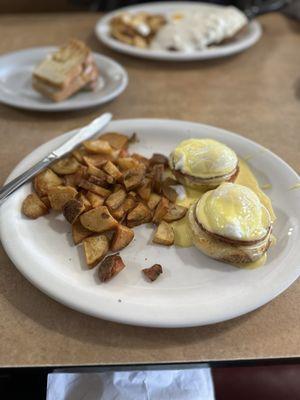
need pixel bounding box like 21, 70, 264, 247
47, 368, 214, 400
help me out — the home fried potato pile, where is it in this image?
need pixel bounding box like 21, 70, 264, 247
21, 132, 188, 281
110, 12, 166, 48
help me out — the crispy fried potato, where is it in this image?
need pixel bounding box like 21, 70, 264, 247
80, 206, 118, 233
88, 174, 111, 188
51, 157, 80, 175
83, 139, 113, 155
78, 179, 111, 198
64, 165, 88, 187
147, 193, 161, 210
110, 205, 126, 221
122, 195, 137, 213
40, 195, 51, 208
127, 202, 152, 227
72, 148, 88, 163
72, 220, 92, 245
123, 168, 145, 191
152, 197, 169, 224
132, 153, 150, 168
111, 224, 134, 252
21, 193, 49, 219
149, 153, 169, 167
83, 154, 113, 168
99, 132, 129, 150
34, 169, 63, 197
142, 264, 163, 282
117, 157, 140, 171
63, 199, 85, 224
162, 184, 178, 203
163, 204, 187, 222
83, 235, 109, 268
153, 221, 174, 246
98, 254, 125, 282
48, 185, 77, 211
86, 163, 113, 185
86, 191, 104, 208
77, 192, 92, 211
103, 161, 122, 181
152, 164, 164, 194
137, 178, 152, 201
105, 188, 126, 210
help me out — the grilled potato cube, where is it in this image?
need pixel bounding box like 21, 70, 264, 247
21, 193, 49, 219
163, 204, 187, 222
48, 185, 77, 211
147, 193, 161, 210
80, 206, 118, 233
152, 197, 169, 224
51, 157, 80, 175
63, 199, 85, 224
77, 192, 92, 211
78, 179, 111, 198
117, 157, 140, 171
83, 139, 113, 155
98, 254, 125, 282
99, 132, 129, 149
83, 154, 113, 168
162, 184, 178, 203
72, 220, 92, 245
34, 169, 63, 197
149, 153, 169, 167
105, 189, 126, 210
153, 221, 174, 246
103, 161, 122, 181
83, 235, 109, 268
137, 178, 152, 201
152, 164, 164, 194
111, 224, 134, 252
142, 264, 163, 282
127, 202, 152, 227
123, 168, 145, 191
86, 192, 104, 208
86, 163, 113, 185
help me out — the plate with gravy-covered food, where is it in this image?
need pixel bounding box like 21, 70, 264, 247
0, 119, 299, 327
95, 1, 262, 61
0, 39, 128, 111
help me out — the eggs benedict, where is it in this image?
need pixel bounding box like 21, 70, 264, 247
169, 139, 239, 189
188, 182, 273, 264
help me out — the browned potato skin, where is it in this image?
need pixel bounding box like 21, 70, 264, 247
78, 179, 111, 198
51, 157, 80, 175
98, 254, 125, 282
105, 189, 126, 210
117, 157, 140, 171
103, 161, 122, 181
153, 221, 174, 246
163, 204, 187, 222
123, 168, 145, 191
111, 224, 134, 252
80, 206, 118, 233
152, 197, 169, 224
83, 139, 113, 155
34, 169, 63, 197
86, 192, 104, 208
142, 264, 163, 282
21, 193, 49, 219
72, 220, 92, 245
99, 132, 129, 150
127, 202, 152, 227
63, 199, 85, 224
83, 235, 109, 268
48, 186, 78, 211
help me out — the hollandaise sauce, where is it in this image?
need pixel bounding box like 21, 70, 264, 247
170, 158, 276, 268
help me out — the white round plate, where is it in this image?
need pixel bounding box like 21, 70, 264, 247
0, 119, 299, 328
0, 47, 128, 111
95, 1, 262, 61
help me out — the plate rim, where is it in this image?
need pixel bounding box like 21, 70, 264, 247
95, 1, 262, 61
0, 46, 128, 112
0, 118, 299, 328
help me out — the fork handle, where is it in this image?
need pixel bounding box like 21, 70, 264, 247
0, 153, 56, 206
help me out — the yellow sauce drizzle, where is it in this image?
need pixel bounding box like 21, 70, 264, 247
170, 159, 276, 269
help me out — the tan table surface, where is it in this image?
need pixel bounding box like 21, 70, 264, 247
0, 12, 299, 368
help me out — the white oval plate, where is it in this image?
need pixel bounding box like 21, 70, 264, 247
0, 119, 299, 328
95, 1, 262, 61
0, 47, 128, 111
